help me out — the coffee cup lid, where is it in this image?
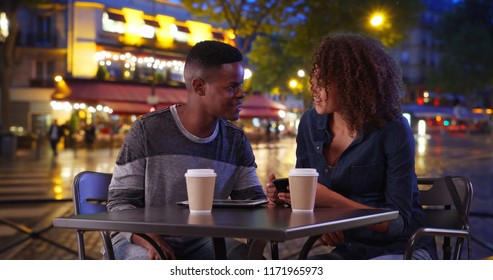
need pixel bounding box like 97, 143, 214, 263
288, 168, 319, 177
185, 169, 216, 177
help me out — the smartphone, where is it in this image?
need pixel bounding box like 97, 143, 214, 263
272, 178, 289, 193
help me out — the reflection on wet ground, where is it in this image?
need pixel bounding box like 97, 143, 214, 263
1, 131, 492, 259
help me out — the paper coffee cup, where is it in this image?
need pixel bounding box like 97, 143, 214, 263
184, 169, 216, 212
288, 168, 319, 211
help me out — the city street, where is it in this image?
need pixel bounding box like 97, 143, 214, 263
0, 131, 492, 259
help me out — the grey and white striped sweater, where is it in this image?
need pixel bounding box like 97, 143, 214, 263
107, 105, 265, 241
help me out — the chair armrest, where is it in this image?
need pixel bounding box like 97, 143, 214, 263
403, 227, 469, 260
298, 235, 322, 260
100, 231, 115, 259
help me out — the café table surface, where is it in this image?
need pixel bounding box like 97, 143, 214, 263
53, 204, 399, 259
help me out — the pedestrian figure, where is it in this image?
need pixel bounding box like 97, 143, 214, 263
84, 123, 96, 150
48, 119, 63, 156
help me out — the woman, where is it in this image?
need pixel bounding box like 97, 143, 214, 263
266, 33, 437, 260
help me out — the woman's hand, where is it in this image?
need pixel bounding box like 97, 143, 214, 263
318, 231, 344, 247
266, 172, 291, 205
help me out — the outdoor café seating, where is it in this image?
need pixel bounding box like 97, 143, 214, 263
404, 176, 473, 260
72, 171, 166, 260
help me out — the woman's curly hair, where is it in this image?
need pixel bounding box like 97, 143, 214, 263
310, 33, 403, 134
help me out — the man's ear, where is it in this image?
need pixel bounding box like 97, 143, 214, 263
192, 78, 206, 96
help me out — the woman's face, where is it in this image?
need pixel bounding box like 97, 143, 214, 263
310, 71, 340, 115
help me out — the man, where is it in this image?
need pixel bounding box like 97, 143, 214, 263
107, 41, 266, 260
48, 119, 63, 156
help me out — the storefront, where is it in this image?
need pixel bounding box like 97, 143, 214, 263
238, 94, 298, 143
50, 77, 188, 148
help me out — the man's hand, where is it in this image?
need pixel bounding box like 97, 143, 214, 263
131, 233, 176, 260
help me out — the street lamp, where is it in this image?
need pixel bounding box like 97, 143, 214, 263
370, 13, 384, 28
368, 10, 392, 46
288, 79, 298, 89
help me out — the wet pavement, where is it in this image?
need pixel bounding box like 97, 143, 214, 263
0, 132, 492, 260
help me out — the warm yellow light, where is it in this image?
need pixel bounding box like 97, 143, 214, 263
155, 15, 175, 48
297, 69, 305, 77
244, 68, 252, 80
370, 13, 384, 27
289, 79, 298, 89
187, 20, 212, 46
0, 12, 9, 41
53, 185, 63, 194
54, 75, 63, 82
122, 8, 145, 45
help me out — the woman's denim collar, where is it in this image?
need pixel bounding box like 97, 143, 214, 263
313, 112, 364, 144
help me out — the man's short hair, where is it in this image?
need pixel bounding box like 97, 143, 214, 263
185, 40, 242, 69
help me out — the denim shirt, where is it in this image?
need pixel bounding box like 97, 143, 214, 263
296, 108, 437, 259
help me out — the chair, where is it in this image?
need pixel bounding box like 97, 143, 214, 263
295, 175, 474, 260
72, 171, 166, 260
404, 176, 473, 260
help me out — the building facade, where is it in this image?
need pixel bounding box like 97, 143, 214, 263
392, 0, 456, 104
8, 0, 233, 145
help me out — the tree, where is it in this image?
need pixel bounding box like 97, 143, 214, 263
247, 0, 422, 98
427, 0, 493, 106
0, 0, 46, 131
180, 0, 301, 54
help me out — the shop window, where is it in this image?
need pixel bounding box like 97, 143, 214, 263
31, 60, 55, 87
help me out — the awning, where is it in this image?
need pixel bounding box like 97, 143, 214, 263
240, 108, 284, 120
239, 94, 287, 120
52, 79, 188, 115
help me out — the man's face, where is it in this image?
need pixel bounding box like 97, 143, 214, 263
203, 62, 245, 121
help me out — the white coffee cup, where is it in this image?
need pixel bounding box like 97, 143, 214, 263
184, 169, 216, 212
288, 168, 319, 211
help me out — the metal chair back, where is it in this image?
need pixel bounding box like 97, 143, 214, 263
404, 176, 473, 259
72, 171, 115, 259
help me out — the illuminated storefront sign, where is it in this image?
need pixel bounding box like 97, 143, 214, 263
101, 8, 231, 46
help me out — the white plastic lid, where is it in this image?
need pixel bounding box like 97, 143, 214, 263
184, 169, 216, 177
288, 168, 319, 177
